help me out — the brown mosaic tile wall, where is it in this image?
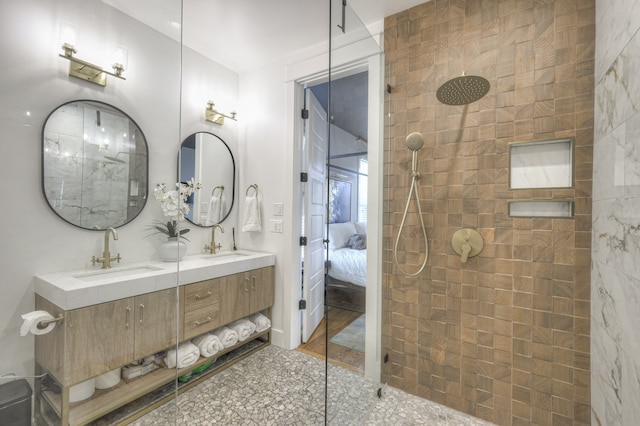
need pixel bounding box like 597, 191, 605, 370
382, 1, 594, 424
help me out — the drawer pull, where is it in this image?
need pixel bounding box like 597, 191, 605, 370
194, 316, 212, 326
252, 276, 256, 291
245, 278, 250, 293
195, 291, 212, 300
139, 304, 145, 324
125, 307, 131, 328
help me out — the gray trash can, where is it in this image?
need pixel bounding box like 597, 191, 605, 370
0, 379, 32, 425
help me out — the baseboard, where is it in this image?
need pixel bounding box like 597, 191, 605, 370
269, 327, 286, 349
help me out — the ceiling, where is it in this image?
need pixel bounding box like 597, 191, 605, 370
104, 0, 429, 141
105, 0, 429, 74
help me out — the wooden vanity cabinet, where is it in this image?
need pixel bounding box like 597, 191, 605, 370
35, 288, 178, 387
35, 265, 274, 426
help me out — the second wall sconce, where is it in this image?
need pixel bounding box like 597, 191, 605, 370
58, 23, 127, 87
205, 100, 237, 125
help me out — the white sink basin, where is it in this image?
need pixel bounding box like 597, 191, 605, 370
73, 265, 164, 282
200, 251, 250, 260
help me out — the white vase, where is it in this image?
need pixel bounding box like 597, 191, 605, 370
159, 237, 186, 262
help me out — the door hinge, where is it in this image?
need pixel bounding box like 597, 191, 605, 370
377, 388, 382, 398
299, 299, 307, 310
384, 353, 389, 364
301, 108, 309, 119
325, 260, 332, 268
386, 83, 392, 94
300, 172, 308, 182
299, 236, 307, 246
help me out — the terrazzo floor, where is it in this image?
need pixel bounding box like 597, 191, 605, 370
130, 345, 494, 425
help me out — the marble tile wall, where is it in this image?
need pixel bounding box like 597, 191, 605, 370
592, 0, 640, 424
383, 0, 595, 424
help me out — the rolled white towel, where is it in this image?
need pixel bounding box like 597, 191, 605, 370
164, 342, 200, 369
192, 333, 224, 358
249, 313, 272, 333
230, 318, 256, 342
213, 326, 238, 348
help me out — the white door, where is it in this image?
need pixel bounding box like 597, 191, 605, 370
302, 89, 328, 343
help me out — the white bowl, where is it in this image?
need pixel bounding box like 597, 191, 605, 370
95, 368, 121, 389
69, 378, 95, 403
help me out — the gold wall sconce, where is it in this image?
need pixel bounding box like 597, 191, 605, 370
205, 101, 237, 125
58, 23, 127, 87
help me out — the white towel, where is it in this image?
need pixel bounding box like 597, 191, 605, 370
249, 313, 272, 333
241, 194, 261, 232
205, 193, 226, 225
164, 342, 200, 369
213, 326, 238, 347
229, 318, 256, 342
191, 333, 224, 358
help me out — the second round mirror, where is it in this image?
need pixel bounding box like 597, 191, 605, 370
179, 132, 235, 226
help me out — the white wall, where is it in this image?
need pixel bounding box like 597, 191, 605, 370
236, 63, 292, 347
591, 0, 640, 424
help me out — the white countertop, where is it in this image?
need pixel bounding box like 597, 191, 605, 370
34, 250, 276, 310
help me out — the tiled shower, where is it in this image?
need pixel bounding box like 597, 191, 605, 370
382, 0, 594, 424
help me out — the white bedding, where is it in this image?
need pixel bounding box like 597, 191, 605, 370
327, 248, 367, 287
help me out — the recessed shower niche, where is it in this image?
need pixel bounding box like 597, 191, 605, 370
509, 138, 574, 189
508, 138, 575, 218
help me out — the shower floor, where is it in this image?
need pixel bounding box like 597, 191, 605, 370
129, 345, 495, 425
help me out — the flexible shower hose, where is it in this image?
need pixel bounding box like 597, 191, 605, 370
393, 167, 429, 277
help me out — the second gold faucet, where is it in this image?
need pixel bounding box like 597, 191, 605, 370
205, 224, 224, 254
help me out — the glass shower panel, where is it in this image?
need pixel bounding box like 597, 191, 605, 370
0, 0, 184, 425
326, 1, 383, 424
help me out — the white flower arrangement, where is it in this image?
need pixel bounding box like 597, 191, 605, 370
150, 178, 202, 240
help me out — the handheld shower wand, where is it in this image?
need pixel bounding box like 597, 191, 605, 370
405, 131, 424, 176
393, 132, 429, 277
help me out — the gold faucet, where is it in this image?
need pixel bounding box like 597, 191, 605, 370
205, 224, 224, 254
92, 227, 121, 269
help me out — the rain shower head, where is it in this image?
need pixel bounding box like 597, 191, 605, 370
405, 132, 424, 151
436, 74, 490, 105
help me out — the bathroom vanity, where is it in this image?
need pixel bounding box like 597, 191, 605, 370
32, 251, 275, 426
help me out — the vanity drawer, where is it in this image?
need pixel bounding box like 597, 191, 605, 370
184, 304, 222, 339
184, 278, 222, 312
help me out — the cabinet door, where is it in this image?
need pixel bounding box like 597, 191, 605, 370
65, 298, 135, 385
134, 288, 178, 359
250, 266, 275, 313
220, 273, 251, 324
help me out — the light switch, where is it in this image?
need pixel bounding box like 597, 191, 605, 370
273, 203, 284, 216
270, 219, 283, 233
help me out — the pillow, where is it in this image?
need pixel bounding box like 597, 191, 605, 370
347, 233, 367, 250
354, 221, 367, 234
328, 222, 357, 250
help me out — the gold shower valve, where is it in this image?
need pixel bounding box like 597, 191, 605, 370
451, 229, 484, 263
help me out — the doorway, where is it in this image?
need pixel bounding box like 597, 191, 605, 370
298, 72, 370, 374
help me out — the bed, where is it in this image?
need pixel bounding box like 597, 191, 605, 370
326, 221, 367, 312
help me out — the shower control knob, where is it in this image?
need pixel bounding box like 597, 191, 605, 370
451, 229, 484, 263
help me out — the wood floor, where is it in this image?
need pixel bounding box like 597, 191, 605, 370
296, 307, 365, 373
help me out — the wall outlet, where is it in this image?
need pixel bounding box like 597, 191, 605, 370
273, 203, 284, 216
270, 219, 283, 233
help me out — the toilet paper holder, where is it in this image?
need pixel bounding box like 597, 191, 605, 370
37, 314, 64, 329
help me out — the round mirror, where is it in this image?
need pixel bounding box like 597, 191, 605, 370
42, 100, 148, 230
179, 132, 235, 226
